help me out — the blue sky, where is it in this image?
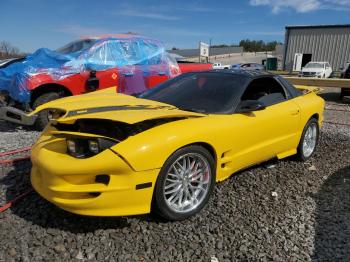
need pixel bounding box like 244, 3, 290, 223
1, 0, 350, 52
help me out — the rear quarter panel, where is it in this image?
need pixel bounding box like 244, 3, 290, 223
292, 92, 325, 135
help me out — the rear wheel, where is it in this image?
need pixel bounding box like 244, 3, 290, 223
153, 145, 215, 221
33, 92, 61, 130
296, 118, 319, 161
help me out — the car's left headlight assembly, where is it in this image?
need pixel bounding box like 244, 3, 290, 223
66, 137, 117, 158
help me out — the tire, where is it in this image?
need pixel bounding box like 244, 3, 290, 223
33, 92, 61, 130
153, 145, 216, 221
296, 118, 319, 161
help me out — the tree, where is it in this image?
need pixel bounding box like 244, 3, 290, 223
238, 39, 282, 52
0, 41, 24, 59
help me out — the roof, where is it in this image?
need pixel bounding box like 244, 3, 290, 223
286, 24, 350, 30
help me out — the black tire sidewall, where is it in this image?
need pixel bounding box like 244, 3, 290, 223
153, 145, 216, 221
33, 92, 61, 130
297, 118, 319, 161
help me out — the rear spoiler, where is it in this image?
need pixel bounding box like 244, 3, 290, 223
295, 85, 323, 94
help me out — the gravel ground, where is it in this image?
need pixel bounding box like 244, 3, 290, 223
0, 96, 349, 261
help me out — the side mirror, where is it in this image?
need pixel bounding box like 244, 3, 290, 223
236, 100, 266, 113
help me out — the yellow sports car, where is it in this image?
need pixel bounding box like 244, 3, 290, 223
30, 70, 324, 220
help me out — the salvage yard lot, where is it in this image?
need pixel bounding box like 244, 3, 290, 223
0, 93, 349, 261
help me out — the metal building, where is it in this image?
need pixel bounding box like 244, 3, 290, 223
283, 24, 350, 71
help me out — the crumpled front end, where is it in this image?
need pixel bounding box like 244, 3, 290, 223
30, 125, 159, 216
29, 90, 204, 216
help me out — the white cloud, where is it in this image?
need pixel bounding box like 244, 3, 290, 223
249, 0, 350, 13
249, 0, 321, 13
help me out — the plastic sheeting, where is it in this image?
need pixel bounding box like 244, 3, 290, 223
0, 35, 180, 103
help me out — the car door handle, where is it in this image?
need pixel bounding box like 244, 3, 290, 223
290, 109, 300, 115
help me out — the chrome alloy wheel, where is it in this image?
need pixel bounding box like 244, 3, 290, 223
163, 153, 211, 213
302, 123, 318, 158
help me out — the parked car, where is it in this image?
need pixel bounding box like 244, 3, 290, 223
30, 70, 324, 220
340, 62, 350, 98
231, 63, 265, 71
212, 62, 230, 69
0, 35, 212, 129
299, 62, 332, 78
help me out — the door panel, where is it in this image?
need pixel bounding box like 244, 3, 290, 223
96, 68, 119, 90
226, 100, 300, 172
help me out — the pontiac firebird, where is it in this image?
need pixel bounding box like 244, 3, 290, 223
30, 70, 324, 220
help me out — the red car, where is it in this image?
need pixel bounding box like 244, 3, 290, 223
0, 35, 211, 129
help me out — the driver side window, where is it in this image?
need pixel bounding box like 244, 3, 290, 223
241, 77, 288, 107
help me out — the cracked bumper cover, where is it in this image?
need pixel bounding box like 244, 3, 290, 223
30, 138, 160, 216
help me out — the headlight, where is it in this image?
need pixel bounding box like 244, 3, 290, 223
67, 140, 77, 154
88, 140, 99, 154
66, 137, 117, 158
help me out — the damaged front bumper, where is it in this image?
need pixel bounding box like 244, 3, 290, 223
0, 106, 37, 125
31, 133, 159, 216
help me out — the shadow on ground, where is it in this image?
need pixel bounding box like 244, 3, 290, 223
312, 165, 350, 261
319, 91, 344, 104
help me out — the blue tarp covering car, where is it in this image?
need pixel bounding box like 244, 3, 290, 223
0, 35, 177, 103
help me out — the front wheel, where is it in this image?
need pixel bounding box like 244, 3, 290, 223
296, 118, 319, 161
33, 92, 61, 130
153, 145, 216, 221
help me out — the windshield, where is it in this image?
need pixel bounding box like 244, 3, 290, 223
56, 39, 97, 54
139, 72, 247, 114
305, 62, 324, 69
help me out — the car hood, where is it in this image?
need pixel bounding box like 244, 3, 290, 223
30, 87, 205, 124
302, 68, 324, 73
